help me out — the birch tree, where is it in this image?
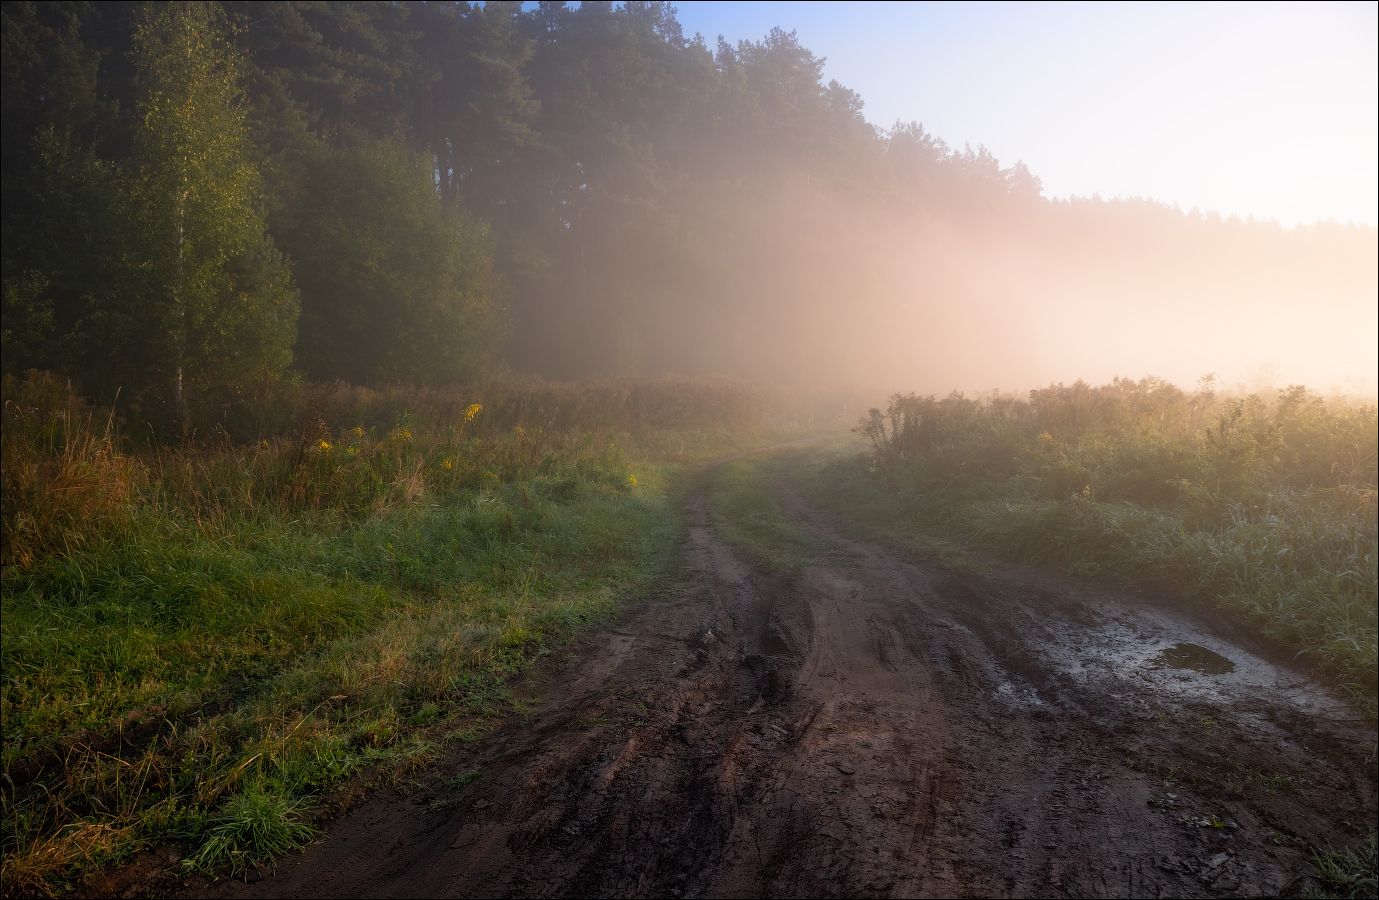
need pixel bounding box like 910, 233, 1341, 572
127, 1, 295, 434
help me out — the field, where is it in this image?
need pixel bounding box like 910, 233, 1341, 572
0, 373, 809, 895
3, 2, 1373, 897
825, 378, 1378, 702
2, 374, 1375, 898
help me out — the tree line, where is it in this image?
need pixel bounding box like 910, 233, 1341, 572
3, 1, 1373, 435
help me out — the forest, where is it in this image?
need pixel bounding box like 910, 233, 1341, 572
6, 0, 1374, 437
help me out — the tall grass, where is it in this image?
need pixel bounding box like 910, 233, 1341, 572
840, 378, 1377, 698
0, 371, 788, 896
138, 375, 845, 447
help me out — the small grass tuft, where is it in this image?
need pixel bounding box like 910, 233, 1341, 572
1302, 832, 1378, 899
185, 784, 318, 877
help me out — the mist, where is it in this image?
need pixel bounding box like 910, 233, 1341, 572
596, 162, 1378, 396
4, 4, 1376, 894
6, 2, 1375, 407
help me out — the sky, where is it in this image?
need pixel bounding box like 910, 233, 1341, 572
671, 1, 1379, 228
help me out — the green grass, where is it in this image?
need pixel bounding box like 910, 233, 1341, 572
1302, 833, 1378, 899
2, 468, 682, 895
184, 785, 318, 877
802, 456, 1377, 704
804, 382, 1377, 708
707, 455, 822, 576
778, 440, 988, 574
1, 373, 799, 896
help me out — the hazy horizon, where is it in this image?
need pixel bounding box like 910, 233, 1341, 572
4, 1, 1376, 406
673, 0, 1379, 229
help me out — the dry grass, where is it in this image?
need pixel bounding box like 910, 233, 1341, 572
1, 370, 792, 895
2, 375, 141, 570
839, 377, 1377, 699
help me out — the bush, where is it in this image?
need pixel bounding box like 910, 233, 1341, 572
850, 377, 1378, 696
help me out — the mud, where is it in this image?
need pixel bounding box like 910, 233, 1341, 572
1151, 643, 1236, 676
195, 458, 1377, 899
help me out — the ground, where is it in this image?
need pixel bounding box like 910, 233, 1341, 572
188, 449, 1377, 899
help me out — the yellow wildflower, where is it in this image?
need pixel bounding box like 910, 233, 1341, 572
351, 425, 366, 439
464, 403, 482, 422
389, 426, 413, 444
441, 457, 454, 471
317, 439, 333, 451
626, 473, 638, 489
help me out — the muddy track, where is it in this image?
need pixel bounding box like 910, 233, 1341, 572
198, 458, 1377, 899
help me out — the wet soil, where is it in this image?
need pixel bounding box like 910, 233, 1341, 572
194, 458, 1377, 899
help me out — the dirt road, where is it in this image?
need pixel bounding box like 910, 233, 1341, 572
202, 456, 1377, 899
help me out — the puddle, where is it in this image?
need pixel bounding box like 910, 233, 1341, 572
1039, 609, 1349, 714
1150, 642, 1236, 675
995, 678, 1045, 709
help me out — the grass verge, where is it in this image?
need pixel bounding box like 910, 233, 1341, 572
1302, 832, 1378, 899
1, 373, 795, 896
706, 454, 822, 577
2, 464, 682, 896
801, 382, 1377, 712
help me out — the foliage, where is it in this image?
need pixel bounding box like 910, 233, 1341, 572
121, 1, 297, 433
841, 378, 1377, 698
9, 1, 1367, 399
1, 2, 298, 435
0, 373, 780, 894
1302, 832, 1378, 899
275, 138, 499, 386
0, 129, 124, 381
184, 785, 317, 877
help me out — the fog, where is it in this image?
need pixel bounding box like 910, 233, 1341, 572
584, 163, 1378, 397
4, 2, 1376, 410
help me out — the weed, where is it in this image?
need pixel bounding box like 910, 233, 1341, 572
821, 379, 1377, 706
1, 373, 796, 893
406, 703, 442, 727
445, 770, 482, 792
1302, 832, 1378, 899
184, 784, 317, 877
1256, 772, 1298, 792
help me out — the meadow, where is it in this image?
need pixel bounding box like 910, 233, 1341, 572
4, 371, 1376, 896
0, 372, 801, 896
806, 377, 1378, 703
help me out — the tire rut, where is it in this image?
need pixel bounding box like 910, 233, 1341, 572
194, 462, 1377, 900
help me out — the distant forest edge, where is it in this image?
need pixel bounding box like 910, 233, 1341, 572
3, 1, 1376, 436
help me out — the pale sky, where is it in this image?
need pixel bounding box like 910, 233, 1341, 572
674, 1, 1379, 227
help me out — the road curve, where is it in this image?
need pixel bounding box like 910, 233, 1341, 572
197, 458, 1377, 899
